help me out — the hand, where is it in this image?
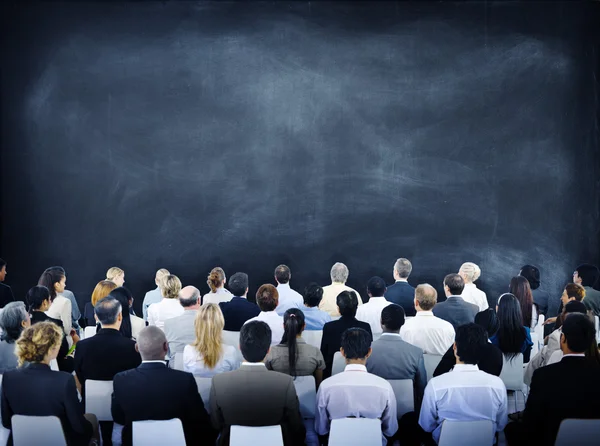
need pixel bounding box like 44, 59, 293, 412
543, 317, 557, 325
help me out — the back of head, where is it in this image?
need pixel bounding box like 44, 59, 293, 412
136, 326, 168, 361
282, 308, 305, 377
337, 290, 359, 318
394, 258, 412, 279
444, 274, 465, 295
37, 269, 65, 300
341, 327, 371, 361
381, 304, 405, 332
207, 267, 226, 293
180, 286, 200, 307
474, 308, 499, 338
228, 272, 248, 297
303, 282, 324, 308
274, 264, 291, 284
561, 313, 595, 354
330, 262, 349, 284
108, 287, 133, 338
92, 280, 118, 307
160, 274, 182, 299
565, 283, 586, 301
455, 323, 487, 365
575, 264, 600, 288
256, 284, 279, 312
106, 266, 124, 282
155, 268, 170, 284
459, 262, 481, 283
15, 322, 63, 366
240, 320, 271, 363
519, 265, 541, 290
193, 303, 224, 369
367, 276, 386, 297
0, 301, 28, 342
26, 285, 51, 311
496, 293, 526, 358
415, 284, 437, 311
509, 276, 533, 326
564, 300, 587, 316
95, 296, 122, 326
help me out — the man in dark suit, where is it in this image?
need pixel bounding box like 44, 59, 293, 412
504, 313, 600, 445
321, 290, 373, 378
219, 272, 260, 331
0, 258, 15, 309
112, 326, 215, 446
210, 320, 305, 446
433, 274, 478, 330
384, 258, 416, 316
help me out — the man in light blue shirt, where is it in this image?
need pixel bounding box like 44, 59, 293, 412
301, 283, 331, 330
274, 265, 303, 316
142, 268, 170, 321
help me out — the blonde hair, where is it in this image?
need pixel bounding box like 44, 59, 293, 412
415, 284, 438, 311
91, 280, 118, 306
15, 322, 63, 366
160, 275, 182, 299
459, 262, 481, 283
207, 267, 226, 293
155, 268, 170, 283
192, 303, 224, 369
106, 267, 124, 282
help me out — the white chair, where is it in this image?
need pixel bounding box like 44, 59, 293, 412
0, 375, 9, 446
194, 377, 212, 413
529, 332, 539, 358
293, 375, 317, 419
328, 418, 382, 446
222, 331, 241, 351
555, 418, 600, 446
11, 415, 66, 446
85, 380, 113, 421
230, 425, 283, 446
303, 330, 323, 348
172, 353, 184, 371
595, 316, 599, 343
499, 353, 525, 392
387, 379, 414, 418
438, 420, 494, 446
49, 359, 59, 371
84, 326, 97, 339
332, 352, 345, 376
132, 418, 186, 446
423, 354, 443, 382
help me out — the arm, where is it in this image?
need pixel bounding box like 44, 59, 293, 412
320, 326, 332, 377
495, 386, 508, 432
381, 386, 398, 438
432, 346, 455, 378
283, 378, 306, 446
415, 355, 428, 407
142, 293, 150, 321
313, 368, 323, 389
418, 381, 438, 434
61, 299, 73, 335
314, 386, 330, 436
209, 380, 224, 432
185, 376, 215, 444
74, 343, 85, 386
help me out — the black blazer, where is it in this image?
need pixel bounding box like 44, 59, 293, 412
82, 302, 96, 328
219, 297, 260, 332
1, 363, 93, 446
30, 311, 73, 373
320, 316, 373, 378
384, 281, 416, 316
433, 342, 503, 378
112, 362, 215, 446
432, 296, 479, 330
0, 283, 15, 309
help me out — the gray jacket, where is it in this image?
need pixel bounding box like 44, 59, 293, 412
163, 310, 197, 365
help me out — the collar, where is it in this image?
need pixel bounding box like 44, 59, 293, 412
97, 328, 122, 335
416, 311, 434, 317
233, 296, 248, 300
25, 362, 52, 371
380, 332, 402, 338
452, 364, 480, 372
395, 279, 408, 283
447, 295, 464, 300
344, 364, 367, 372
259, 311, 279, 317
241, 362, 266, 367
367, 297, 387, 302
464, 283, 476, 288
142, 360, 167, 365
562, 353, 585, 358
331, 282, 346, 286
277, 283, 291, 290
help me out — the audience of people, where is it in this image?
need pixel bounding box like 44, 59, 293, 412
318, 262, 362, 316
244, 284, 284, 345
509, 275, 538, 329
384, 258, 416, 316
0, 301, 30, 373
432, 274, 478, 329
164, 285, 201, 365
573, 263, 600, 317
356, 276, 391, 337
84, 280, 118, 328
202, 267, 232, 305
218, 272, 260, 331
147, 274, 183, 329
274, 264, 304, 315
301, 282, 331, 330
490, 293, 533, 363
141, 268, 170, 321
458, 262, 489, 312
0, 258, 15, 308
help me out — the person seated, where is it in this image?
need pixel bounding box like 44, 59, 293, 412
544, 283, 586, 329
356, 276, 392, 337
112, 326, 215, 446
519, 265, 552, 317
164, 286, 201, 365
0, 258, 15, 308
504, 313, 600, 446
219, 272, 260, 331
320, 290, 372, 378
432, 274, 478, 330
419, 324, 508, 445
316, 327, 398, 445
210, 321, 306, 446
38, 268, 73, 339
573, 263, 600, 317
44, 266, 81, 333
109, 287, 145, 340
274, 265, 304, 315
490, 293, 533, 363
1, 322, 99, 446
433, 308, 503, 377
147, 275, 184, 329
142, 268, 170, 321
0, 301, 30, 373
319, 263, 362, 317
384, 258, 416, 316
266, 308, 325, 386
83, 281, 118, 328
400, 284, 455, 356
183, 303, 239, 376
244, 284, 284, 345
458, 262, 489, 312
301, 283, 331, 330
203, 267, 232, 305
509, 276, 538, 329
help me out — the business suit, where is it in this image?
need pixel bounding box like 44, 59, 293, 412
432, 296, 478, 330
0, 283, 14, 309
433, 343, 503, 378
219, 296, 260, 332
163, 310, 197, 365
1, 363, 93, 446
210, 363, 305, 446
384, 281, 416, 317
30, 311, 73, 373
320, 316, 372, 378
112, 362, 215, 446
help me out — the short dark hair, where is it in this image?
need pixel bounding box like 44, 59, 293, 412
561, 313, 595, 353
455, 323, 487, 365
519, 265, 541, 290
303, 283, 323, 307
341, 327, 371, 360
0, 258, 6, 269
94, 296, 122, 325
274, 265, 291, 284
256, 284, 279, 311
26, 286, 51, 311
367, 276, 386, 297
575, 264, 600, 288
564, 300, 587, 315
240, 320, 271, 362
337, 290, 359, 318
444, 273, 465, 295
381, 304, 405, 331
229, 272, 249, 297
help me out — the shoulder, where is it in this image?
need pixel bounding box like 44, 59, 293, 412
114, 367, 140, 382
358, 320, 372, 332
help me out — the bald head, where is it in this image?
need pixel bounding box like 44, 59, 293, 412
136, 326, 168, 360
179, 286, 201, 308
415, 284, 438, 311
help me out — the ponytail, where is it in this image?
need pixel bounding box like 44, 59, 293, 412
38, 270, 64, 301
281, 308, 305, 378
207, 267, 226, 293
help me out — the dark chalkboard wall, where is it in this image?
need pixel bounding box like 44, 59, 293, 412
1, 2, 599, 313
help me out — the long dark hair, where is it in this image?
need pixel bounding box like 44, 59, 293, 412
280, 308, 305, 377
108, 287, 133, 339
26, 286, 51, 312
509, 276, 534, 328
496, 293, 527, 360
37, 269, 65, 301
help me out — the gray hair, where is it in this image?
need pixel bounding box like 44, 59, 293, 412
459, 262, 481, 283
94, 297, 122, 326
136, 326, 167, 360
0, 301, 28, 342
179, 286, 200, 308
394, 258, 412, 279
330, 262, 349, 283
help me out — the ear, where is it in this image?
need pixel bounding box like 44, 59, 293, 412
135, 343, 140, 353
163, 341, 169, 353
365, 347, 373, 359
118, 312, 123, 322
94, 314, 99, 324
340, 347, 346, 358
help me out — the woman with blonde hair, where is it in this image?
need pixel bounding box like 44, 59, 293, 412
203, 267, 232, 305
458, 262, 489, 312
106, 267, 125, 287
147, 274, 184, 329
83, 280, 118, 327
183, 303, 239, 376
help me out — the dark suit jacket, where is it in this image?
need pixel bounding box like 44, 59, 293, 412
1, 363, 93, 446
433, 342, 503, 378
384, 281, 416, 316
219, 296, 260, 332
112, 362, 215, 446
210, 364, 305, 446
432, 296, 478, 330
30, 311, 73, 373
320, 316, 373, 378
82, 302, 96, 328
0, 283, 15, 309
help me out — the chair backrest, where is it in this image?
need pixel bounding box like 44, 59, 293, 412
499, 353, 524, 391
133, 418, 186, 446
230, 425, 283, 446
423, 354, 443, 382
293, 375, 317, 419
302, 330, 323, 349
84, 326, 97, 339
387, 379, 414, 418
194, 377, 212, 413
222, 331, 241, 351
85, 380, 114, 421
529, 332, 539, 359
49, 359, 59, 371
172, 352, 184, 371
438, 420, 494, 446
11, 415, 66, 446
328, 418, 382, 446
555, 418, 600, 446
332, 351, 345, 376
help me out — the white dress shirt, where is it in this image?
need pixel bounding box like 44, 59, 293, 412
244, 311, 284, 345
203, 287, 233, 305
315, 364, 398, 445
418, 364, 508, 444
319, 283, 363, 317
130, 315, 145, 340
547, 350, 584, 365
182, 344, 240, 377
460, 283, 489, 312
46, 294, 73, 337
400, 311, 455, 355
142, 287, 162, 321
356, 297, 392, 336
147, 298, 184, 330
275, 283, 304, 316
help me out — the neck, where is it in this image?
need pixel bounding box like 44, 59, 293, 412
382, 328, 400, 334
416, 307, 428, 313
332, 281, 345, 285
345, 359, 367, 366
184, 306, 200, 311
142, 356, 166, 362
101, 324, 119, 330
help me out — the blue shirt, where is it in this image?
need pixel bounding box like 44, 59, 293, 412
302, 306, 332, 331
142, 287, 162, 321
489, 326, 534, 362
